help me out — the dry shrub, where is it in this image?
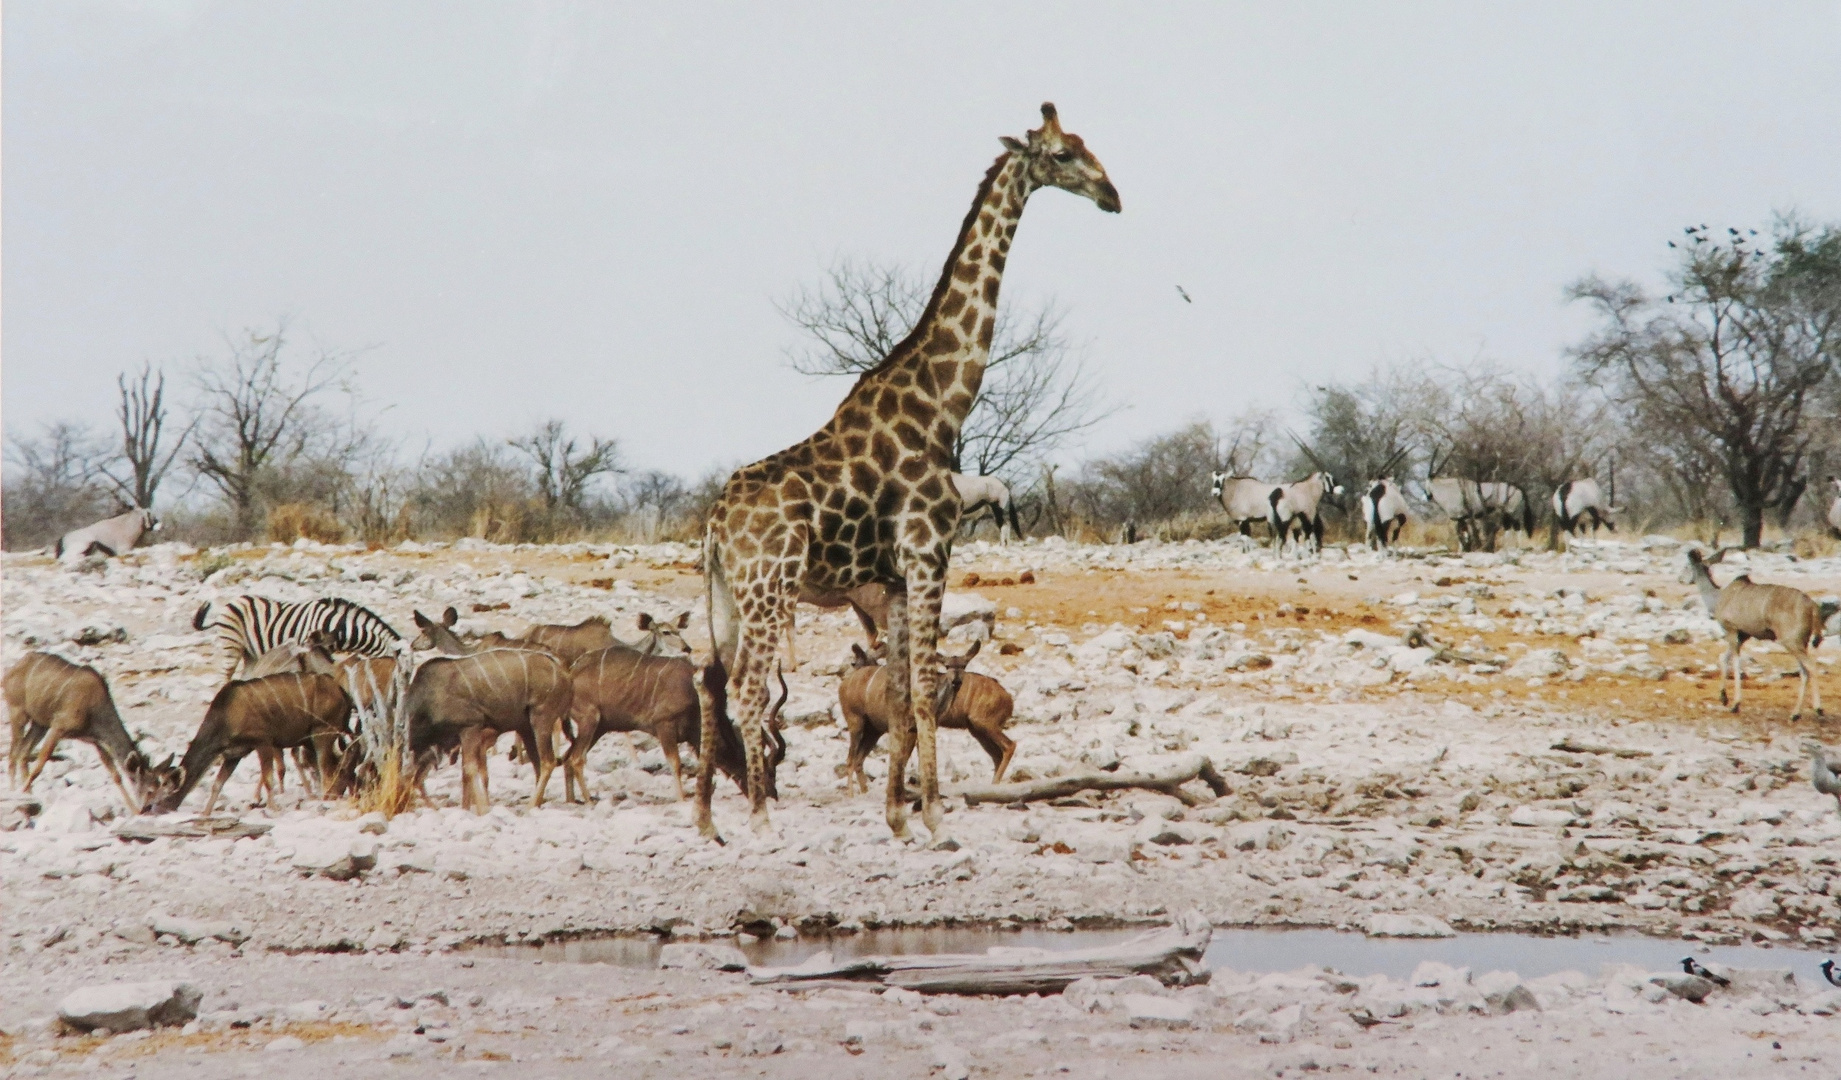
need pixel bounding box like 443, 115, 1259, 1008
468, 500, 533, 543
354, 750, 417, 818
266, 502, 345, 544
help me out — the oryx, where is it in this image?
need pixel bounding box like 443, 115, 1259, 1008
1210, 471, 1283, 542
1356, 449, 1412, 551
1272, 472, 1342, 553
1423, 477, 1533, 552
951, 472, 1020, 544
1270, 434, 1344, 554
55, 505, 159, 565
1552, 477, 1618, 538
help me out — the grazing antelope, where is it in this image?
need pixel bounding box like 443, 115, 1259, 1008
562, 648, 776, 803
1423, 476, 1534, 551
1552, 478, 1618, 538
404, 649, 572, 813
151, 671, 353, 815
1827, 476, 1841, 540
235, 633, 340, 797
55, 506, 159, 564
839, 640, 1016, 792
1359, 478, 1410, 549
1684, 548, 1825, 720
952, 472, 1021, 544
6, 652, 166, 812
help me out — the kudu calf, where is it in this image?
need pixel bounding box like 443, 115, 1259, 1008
6, 652, 165, 812
151, 672, 353, 815
838, 640, 1016, 793
1685, 548, 1826, 721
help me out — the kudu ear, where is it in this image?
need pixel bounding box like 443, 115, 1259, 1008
443, 606, 459, 627
675, 611, 690, 629
961, 638, 982, 663
851, 643, 871, 667
636, 612, 653, 630
413, 610, 433, 630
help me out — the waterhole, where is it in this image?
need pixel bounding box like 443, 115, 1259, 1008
470, 925, 1835, 984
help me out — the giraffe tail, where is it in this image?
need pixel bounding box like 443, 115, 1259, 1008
704, 523, 740, 671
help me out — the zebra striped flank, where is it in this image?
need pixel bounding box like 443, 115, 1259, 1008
195, 595, 401, 675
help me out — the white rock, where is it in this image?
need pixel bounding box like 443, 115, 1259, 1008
1365, 914, 1455, 938
1124, 994, 1194, 1029
1506, 649, 1569, 678
941, 593, 997, 631
292, 841, 359, 880
1508, 806, 1576, 828
657, 943, 749, 971
58, 981, 203, 1034
265, 1036, 305, 1052
150, 914, 249, 946
1410, 961, 1470, 987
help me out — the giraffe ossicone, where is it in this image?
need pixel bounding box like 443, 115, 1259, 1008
698, 102, 1119, 844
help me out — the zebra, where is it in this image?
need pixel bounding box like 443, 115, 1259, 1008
194, 595, 401, 678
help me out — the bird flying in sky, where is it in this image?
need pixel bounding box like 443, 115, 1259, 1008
1175, 286, 1192, 304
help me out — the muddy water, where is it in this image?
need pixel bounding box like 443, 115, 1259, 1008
471, 926, 1837, 984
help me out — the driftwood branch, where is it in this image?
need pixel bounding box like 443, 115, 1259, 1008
956, 755, 1229, 808
750, 912, 1213, 995
113, 815, 274, 842
1551, 738, 1652, 759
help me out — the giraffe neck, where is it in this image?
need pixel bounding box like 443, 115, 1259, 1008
834, 152, 1037, 450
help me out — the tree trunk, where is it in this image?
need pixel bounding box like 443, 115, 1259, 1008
1740, 503, 1764, 549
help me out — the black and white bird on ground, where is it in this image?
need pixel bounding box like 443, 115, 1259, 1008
1809, 744, 1841, 813
1680, 957, 1730, 986
1822, 959, 1841, 988
1175, 286, 1192, 304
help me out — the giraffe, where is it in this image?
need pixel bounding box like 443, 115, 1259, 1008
697, 103, 1119, 843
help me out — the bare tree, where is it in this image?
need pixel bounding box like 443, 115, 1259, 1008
507, 419, 621, 517
99, 362, 195, 511
1298, 361, 1446, 487
189, 321, 348, 537
1570, 219, 1841, 547
2, 422, 113, 549
779, 257, 1109, 482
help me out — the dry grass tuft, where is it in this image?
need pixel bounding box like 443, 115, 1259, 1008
354, 750, 417, 818
266, 502, 346, 544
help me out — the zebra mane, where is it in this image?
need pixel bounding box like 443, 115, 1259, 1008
315, 595, 403, 639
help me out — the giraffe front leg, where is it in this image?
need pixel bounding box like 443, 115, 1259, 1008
905, 563, 949, 845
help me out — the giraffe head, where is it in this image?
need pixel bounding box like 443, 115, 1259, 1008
1002, 102, 1120, 213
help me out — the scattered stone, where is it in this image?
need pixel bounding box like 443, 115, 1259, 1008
1124, 993, 1195, 1029
57, 981, 203, 1034
1364, 914, 1455, 939
657, 943, 749, 972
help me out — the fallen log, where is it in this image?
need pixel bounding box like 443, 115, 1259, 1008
1551, 738, 1652, 759
113, 815, 273, 842
956, 755, 1229, 808
749, 912, 1213, 995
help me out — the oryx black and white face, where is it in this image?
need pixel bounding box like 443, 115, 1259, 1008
1210, 471, 1227, 499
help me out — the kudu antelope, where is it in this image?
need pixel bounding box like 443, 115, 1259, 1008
788, 582, 893, 667
404, 648, 573, 813
838, 640, 1016, 793
151, 671, 353, 815
6, 652, 166, 812
1553, 477, 1619, 538
55, 505, 159, 564
562, 648, 776, 803
235, 633, 340, 799
1684, 548, 1825, 721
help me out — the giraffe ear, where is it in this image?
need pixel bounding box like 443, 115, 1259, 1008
1000, 135, 1025, 152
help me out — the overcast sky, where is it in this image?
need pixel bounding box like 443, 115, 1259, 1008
6, 2, 1840, 481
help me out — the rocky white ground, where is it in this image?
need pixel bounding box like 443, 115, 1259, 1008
5, 534, 1841, 1076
